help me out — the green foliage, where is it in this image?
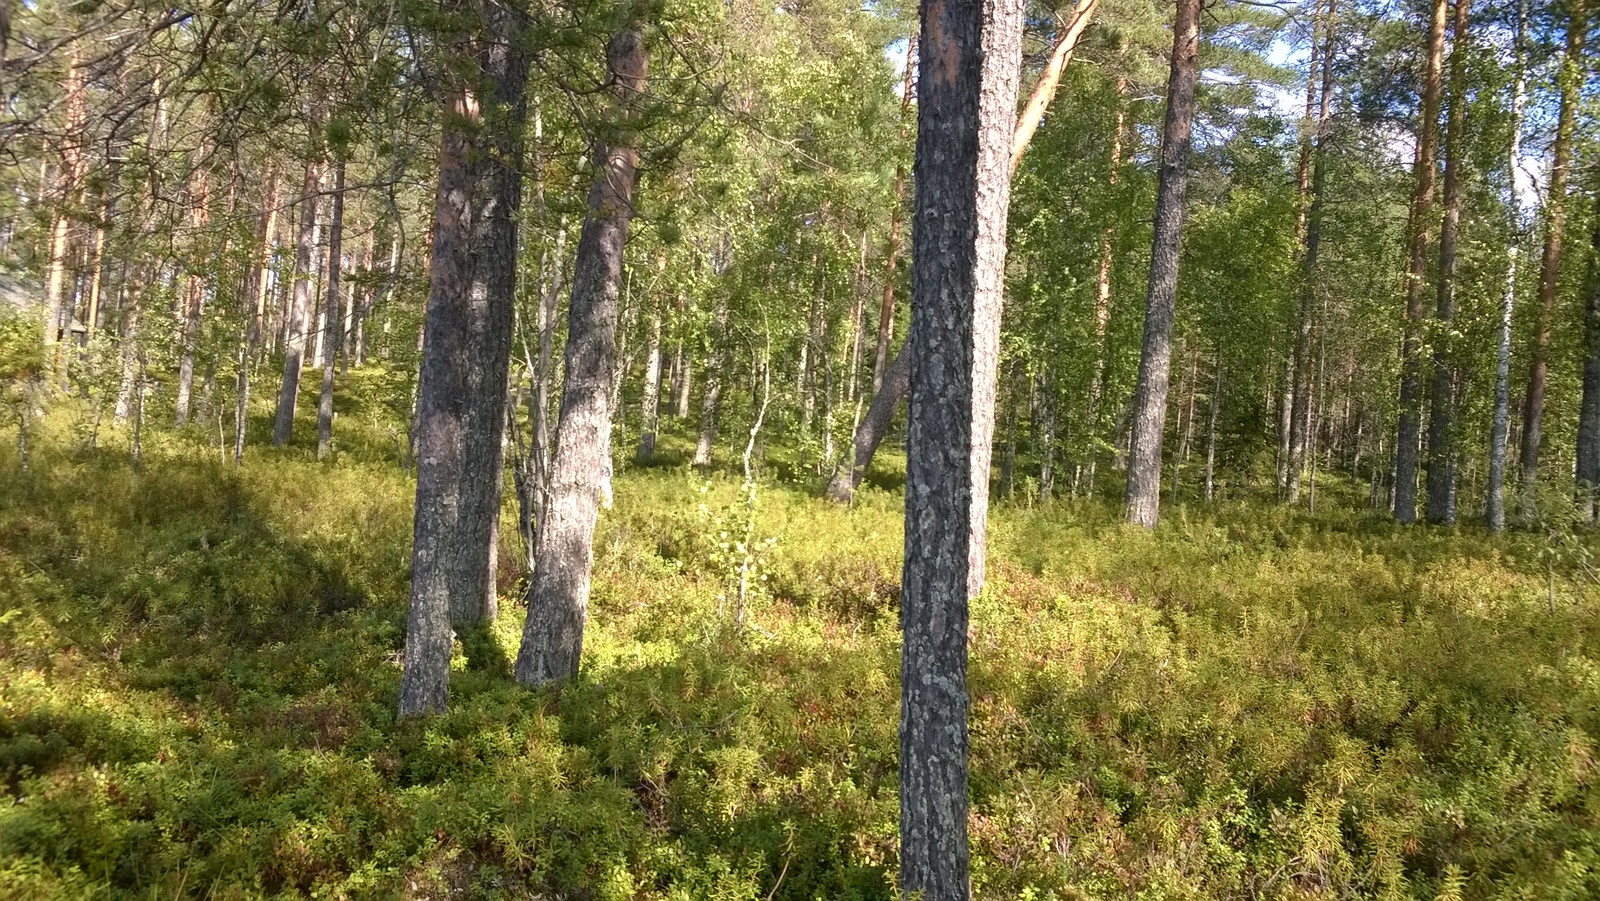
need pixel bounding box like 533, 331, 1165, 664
1, 413, 1598, 899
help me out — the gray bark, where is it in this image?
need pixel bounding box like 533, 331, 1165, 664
1425, 0, 1467, 526
637, 295, 662, 460
898, 0, 1020, 896
1488, 0, 1527, 532
515, 25, 647, 689
317, 156, 347, 461
1124, 0, 1200, 528
398, 0, 531, 715
824, 340, 908, 503
273, 156, 322, 447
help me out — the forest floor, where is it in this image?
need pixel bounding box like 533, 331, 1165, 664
2, 378, 1598, 900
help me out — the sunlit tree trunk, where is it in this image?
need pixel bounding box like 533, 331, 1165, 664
1519, 0, 1584, 492
1425, 0, 1469, 525
273, 154, 323, 446
1487, 0, 1527, 532
398, 0, 531, 715
1393, 0, 1447, 524
1286, 0, 1330, 503
1124, 0, 1200, 528
316, 156, 347, 460
515, 23, 647, 688
898, 0, 1020, 893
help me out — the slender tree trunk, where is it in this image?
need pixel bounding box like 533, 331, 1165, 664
398, 0, 531, 715
1286, 0, 1332, 503
273, 155, 323, 446
1393, 0, 1447, 524
1519, 0, 1584, 491
637, 293, 663, 461
316, 157, 347, 460
43, 50, 85, 372
1204, 348, 1220, 501
899, 0, 1020, 894
825, 340, 908, 502
873, 32, 916, 394
1488, 0, 1527, 532
1577, 175, 1600, 518
1124, 0, 1200, 529
176, 157, 211, 427
693, 304, 727, 467
514, 24, 646, 689
1009, 0, 1100, 176
1425, 0, 1469, 525
1038, 366, 1056, 501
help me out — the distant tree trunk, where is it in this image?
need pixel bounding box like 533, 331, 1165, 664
316, 157, 347, 461
43, 50, 85, 372
1009, 0, 1099, 177
1086, 68, 1126, 474
1286, 0, 1332, 503
1124, 0, 1200, 529
873, 31, 916, 394
176, 157, 212, 427
514, 24, 646, 689
1037, 366, 1056, 501
898, 0, 1020, 895
1488, 0, 1528, 532
1425, 0, 1468, 526
398, 0, 531, 716
273, 155, 323, 446
1393, 0, 1447, 524
693, 306, 727, 467
1519, 0, 1584, 491
825, 341, 908, 502
637, 293, 663, 461
1204, 349, 1220, 501
1577, 177, 1600, 519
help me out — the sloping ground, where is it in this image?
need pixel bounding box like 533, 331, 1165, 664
0, 408, 1596, 900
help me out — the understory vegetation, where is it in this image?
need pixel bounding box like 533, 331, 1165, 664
1, 387, 1597, 900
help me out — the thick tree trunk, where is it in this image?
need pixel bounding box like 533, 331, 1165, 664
273, 156, 323, 446
514, 24, 646, 689
1519, 0, 1584, 490
1393, 0, 1447, 524
1425, 0, 1469, 525
398, 0, 531, 716
316, 157, 347, 460
1124, 0, 1200, 529
899, 0, 1020, 895
1488, 0, 1527, 532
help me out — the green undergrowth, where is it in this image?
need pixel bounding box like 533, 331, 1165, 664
1, 403, 1598, 899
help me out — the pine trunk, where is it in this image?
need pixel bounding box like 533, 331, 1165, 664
1124, 0, 1200, 529
316, 157, 347, 460
514, 24, 647, 689
898, 0, 1020, 893
273, 156, 323, 446
397, 0, 531, 715
1425, 0, 1469, 525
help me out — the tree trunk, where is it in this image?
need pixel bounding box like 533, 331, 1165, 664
316, 156, 347, 460
398, 0, 531, 716
1393, 0, 1447, 524
43, 50, 85, 374
1577, 174, 1600, 518
1519, 0, 1584, 490
637, 293, 663, 461
825, 340, 908, 502
1124, 0, 1200, 529
899, 0, 1020, 894
514, 24, 646, 689
1488, 0, 1527, 532
176, 157, 212, 427
1425, 0, 1468, 525
1286, 0, 1332, 503
693, 306, 727, 467
872, 32, 916, 395
1009, 0, 1100, 176
273, 155, 323, 446
1037, 366, 1056, 501
1204, 349, 1220, 501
